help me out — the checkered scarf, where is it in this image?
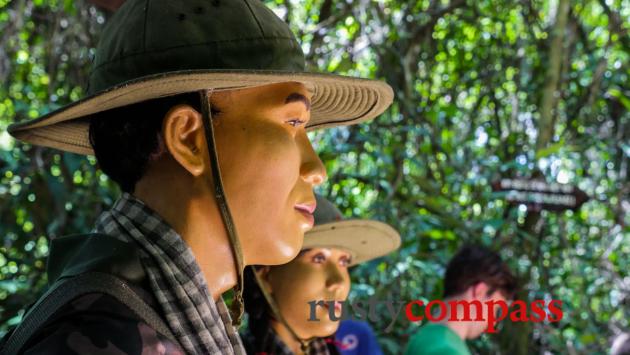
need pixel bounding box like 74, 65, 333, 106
94, 193, 245, 355
309, 337, 334, 355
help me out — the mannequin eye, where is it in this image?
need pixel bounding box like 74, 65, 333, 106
312, 253, 326, 263
286, 118, 305, 127
339, 256, 351, 267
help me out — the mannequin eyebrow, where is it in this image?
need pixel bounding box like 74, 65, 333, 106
297, 248, 312, 257
285, 93, 311, 111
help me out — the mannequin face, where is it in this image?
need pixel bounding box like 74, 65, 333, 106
137, 81, 325, 297
262, 247, 352, 339
209, 82, 326, 265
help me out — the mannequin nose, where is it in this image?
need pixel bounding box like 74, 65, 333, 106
325, 263, 347, 291
299, 132, 326, 186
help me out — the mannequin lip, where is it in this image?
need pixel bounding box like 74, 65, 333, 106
322, 300, 344, 318
295, 201, 316, 228
295, 209, 314, 227
294, 202, 316, 214
322, 300, 343, 312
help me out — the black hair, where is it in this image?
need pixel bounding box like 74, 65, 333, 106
88, 92, 203, 193
443, 244, 518, 299
242, 266, 275, 353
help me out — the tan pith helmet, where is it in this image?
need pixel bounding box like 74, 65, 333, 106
303, 195, 401, 265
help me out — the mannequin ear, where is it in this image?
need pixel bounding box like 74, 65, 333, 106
162, 104, 207, 177
471, 282, 490, 299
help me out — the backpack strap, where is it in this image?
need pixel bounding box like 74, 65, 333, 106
0, 272, 180, 355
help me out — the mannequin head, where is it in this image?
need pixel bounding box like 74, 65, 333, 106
260, 247, 352, 338
243, 246, 352, 353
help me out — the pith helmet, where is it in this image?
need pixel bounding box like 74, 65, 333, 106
303, 195, 401, 265
8, 0, 393, 154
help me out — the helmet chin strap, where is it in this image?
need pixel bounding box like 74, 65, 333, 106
252, 269, 314, 354
199, 89, 245, 326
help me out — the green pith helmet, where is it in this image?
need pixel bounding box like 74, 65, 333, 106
303, 195, 401, 265
8, 0, 393, 154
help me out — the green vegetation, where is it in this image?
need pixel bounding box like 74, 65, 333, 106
1, 0, 628, 353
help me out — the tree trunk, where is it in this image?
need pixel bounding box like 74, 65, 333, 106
535, 0, 570, 152
500, 1, 570, 354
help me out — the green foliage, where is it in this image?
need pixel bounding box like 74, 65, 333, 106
0, 0, 115, 335
1, 0, 629, 354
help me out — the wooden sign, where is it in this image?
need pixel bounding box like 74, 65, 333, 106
89, 0, 126, 12
491, 178, 588, 212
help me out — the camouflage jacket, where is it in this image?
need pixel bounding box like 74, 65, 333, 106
19, 233, 185, 355
22, 291, 184, 354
